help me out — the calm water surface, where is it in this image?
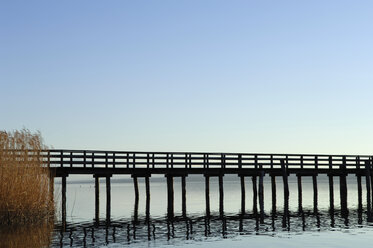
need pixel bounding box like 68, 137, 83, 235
52, 175, 373, 247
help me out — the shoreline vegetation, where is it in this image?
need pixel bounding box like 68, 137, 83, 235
0, 129, 54, 247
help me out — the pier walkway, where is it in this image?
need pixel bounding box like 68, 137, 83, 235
41, 149, 373, 228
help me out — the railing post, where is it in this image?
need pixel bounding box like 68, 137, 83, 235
189, 154, 192, 169
329, 156, 332, 169
315, 155, 318, 169
147, 153, 150, 169
206, 154, 209, 169
47, 150, 51, 168
171, 153, 174, 169
113, 153, 116, 168
133, 153, 136, 169
83, 151, 86, 168
270, 154, 274, 169
92, 153, 95, 168
105, 152, 108, 168
60, 151, 63, 168
254, 155, 258, 169
152, 153, 155, 168
300, 155, 304, 169
238, 154, 242, 169
286, 155, 289, 170
221, 154, 225, 169
203, 154, 206, 169
70, 152, 73, 168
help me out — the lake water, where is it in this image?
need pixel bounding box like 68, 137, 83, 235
51, 174, 373, 247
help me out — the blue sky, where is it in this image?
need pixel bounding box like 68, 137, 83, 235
1, 1, 373, 154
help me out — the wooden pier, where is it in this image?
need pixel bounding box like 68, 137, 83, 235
41, 149, 373, 227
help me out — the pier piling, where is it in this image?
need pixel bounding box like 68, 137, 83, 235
145, 176, 150, 221
106, 175, 111, 223
297, 175, 302, 213
133, 176, 139, 222
240, 175, 245, 214
252, 176, 258, 215
62, 175, 67, 230
281, 160, 289, 227
328, 175, 334, 212
182, 176, 187, 218
219, 175, 224, 217
205, 175, 210, 217
259, 167, 265, 223
271, 175, 276, 213
340, 157, 348, 214
166, 175, 174, 218
94, 176, 100, 223
313, 175, 318, 213
365, 161, 372, 221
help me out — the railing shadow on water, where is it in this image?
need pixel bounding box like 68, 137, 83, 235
52, 206, 373, 248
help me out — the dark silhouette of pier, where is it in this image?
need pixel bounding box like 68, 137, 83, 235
43, 150, 373, 229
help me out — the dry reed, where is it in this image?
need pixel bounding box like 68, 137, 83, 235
0, 129, 54, 225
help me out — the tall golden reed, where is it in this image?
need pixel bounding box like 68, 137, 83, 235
0, 129, 54, 225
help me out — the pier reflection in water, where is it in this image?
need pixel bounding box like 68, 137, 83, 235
53, 207, 371, 248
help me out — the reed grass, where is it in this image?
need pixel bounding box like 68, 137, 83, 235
0, 129, 54, 225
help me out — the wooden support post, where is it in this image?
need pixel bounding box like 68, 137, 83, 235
313, 175, 318, 214
182, 176, 187, 218
328, 175, 334, 212
133, 176, 139, 205
49, 171, 55, 202
62, 175, 67, 230
106, 175, 111, 223
133, 176, 139, 222
240, 175, 245, 214
205, 176, 210, 217
219, 175, 224, 217
145, 176, 150, 221
297, 175, 302, 213
281, 159, 289, 226
259, 168, 265, 223
166, 176, 174, 219
365, 161, 372, 221
340, 157, 348, 214
271, 175, 276, 213
252, 176, 258, 215
357, 175, 362, 211
371, 168, 373, 210
94, 176, 100, 224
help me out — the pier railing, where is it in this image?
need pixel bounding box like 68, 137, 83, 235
28, 150, 373, 170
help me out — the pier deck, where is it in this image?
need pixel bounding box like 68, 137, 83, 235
39, 149, 373, 229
